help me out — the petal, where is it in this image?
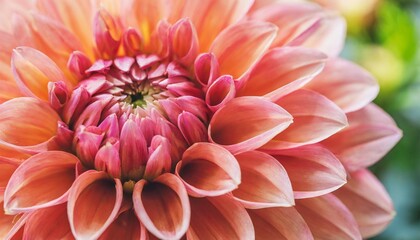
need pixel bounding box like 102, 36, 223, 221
273, 145, 347, 199
187, 194, 254, 240
169, 18, 198, 66
210, 21, 277, 80
177, 111, 208, 146
233, 151, 294, 208
263, 89, 347, 150
0, 157, 19, 188
133, 173, 190, 240
296, 194, 362, 240
322, 104, 402, 171
23, 203, 73, 239
12, 47, 71, 100
143, 135, 171, 180
209, 97, 293, 154
4, 151, 77, 214
0, 97, 60, 148
334, 169, 395, 238
181, 0, 254, 51
94, 9, 121, 59
238, 47, 327, 101
194, 53, 220, 87
0, 208, 28, 240
68, 170, 123, 240
175, 142, 241, 197
99, 209, 142, 240
248, 207, 313, 240
0, 80, 22, 104
306, 58, 379, 113
205, 75, 236, 112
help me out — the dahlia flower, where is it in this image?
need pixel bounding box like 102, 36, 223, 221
0, 0, 401, 239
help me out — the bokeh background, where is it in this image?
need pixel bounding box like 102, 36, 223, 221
315, 0, 420, 239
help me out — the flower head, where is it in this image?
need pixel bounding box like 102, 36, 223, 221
0, 0, 401, 239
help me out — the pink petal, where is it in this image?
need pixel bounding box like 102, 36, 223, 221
306, 58, 379, 113
210, 21, 277, 80
209, 96, 293, 154
11, 47, 71, 100
94, 9, 121, 59
133, 173, 190, 240
187, 194, 254, 239
322, 104, 402, 171
67, 51, 92, 80
122, 28, 143, 56
248, 207, 313, 240
233, 151, 294, 208
4, 151, 77, 214
181, 0, 254, 51
335, 169, 395, 238
95, 139, 121, 179
99, 209, 142, 240
48, 81, 70, 111
175, 142, 240, 197
143, 135, 171, 180
263, 89, 348, 150
73, 126, 104, 167
272, 145, 347, 199
194, 53, 220, 87
237, 47, 327, 101
23, 203, 73, 239
68, 170, 123, 239
296, 194, 362, 240
169, 18, 198, 66
177, 111, 208, 145
205, 75, 236, 112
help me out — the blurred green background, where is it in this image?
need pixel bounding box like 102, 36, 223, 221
316, 0, 420, 239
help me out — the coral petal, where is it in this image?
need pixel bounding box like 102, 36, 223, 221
99, 209, 142, 240
187, 194, 254, 240
68, 170, 123, 240
175, 143, 241, 197
209, 97, 293, 154
210, 21, 277, 79
306, 58, 379, 112
177, 112, 208, 145
233, 151, 294, 208
4, 151, 78, 213
205, 75, 236, 112
273, 145, 347, 199
133, 173, 190, 240
248, 207, 313, 240
169, 18, 198, 66
296, 194, 362, 240
194, 53, 220, 87
334, 169, 395, 238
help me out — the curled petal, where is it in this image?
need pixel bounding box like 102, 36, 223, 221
194, 53, 220, 87
175, 142, 241, 197
99, 209, 142, 240
12, 47, 70, 100
210, 21, 277, 80
273, 145, 347, 199
48, 81, 70, 111
233, 151, 294, 208
62, 86, 90, 125
143, 135, 171, 180
74, 126, 104, 167
95, 139, 121, 179
205, 75, 236, 112
23, 203, 73, 239
209, 97, 293, 154
67, 51, 92, 80
187, 194, 254, 240
306, 58, 379, 113
264, 89, 348, 150
296, 194, 362, 240
133, 173, 190, 240
335, 169, 395, 238
68, 170, 123, 240
177, 111, 208, 145
123, 28, 143, 56
237, 47, 327, 101
248, 207, 313, 240
4, 151, 78, 214
322, 104, 402, 171
94, 9, 121, 59
169, 18, 198, 66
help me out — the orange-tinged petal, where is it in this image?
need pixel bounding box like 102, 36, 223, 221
181, 0, 254, 51
248, 207, 314, 240
133, 173, 190, 240
296, 194, 362, 240
273, 145, 347, 199
205, 75, 236, 112
233, 151, 294, 208
209, 97, 293, 154
306, 58, 379, 113
0, 0, 34, 33
175, 143, 241, 197
237, 47, 327, 101
210, 21, 277, 80
99, 209, 142, 240
4, 151, 77, 214
335, 169, 395, 238
0, 202, 27, 240
0, 157, 19, 188
68, 170, 123, 240
23, 203, 73, 240
0, 97, 60, 148
187, 194, 254, 240
12, 47, 71, 100
169, 18, 198, 67
264, 89, 347, 150
322, 104, 402, 171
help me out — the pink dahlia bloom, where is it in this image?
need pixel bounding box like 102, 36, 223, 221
0, 0, 401, 239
